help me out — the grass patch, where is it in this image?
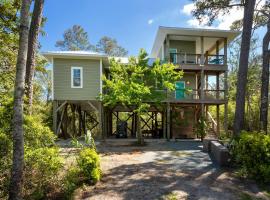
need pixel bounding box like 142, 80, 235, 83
161, 192, 178, 200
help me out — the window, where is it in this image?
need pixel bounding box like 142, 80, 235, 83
71, 67, 83, 88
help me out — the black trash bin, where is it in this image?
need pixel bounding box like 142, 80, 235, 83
116, 121, 128, 138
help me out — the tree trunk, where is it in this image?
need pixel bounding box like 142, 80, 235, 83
9, 0, 31, 199
259, 16, 270, 132
233, 0, 256, 136
25, 0, 45, 114
136, 113, 144, 145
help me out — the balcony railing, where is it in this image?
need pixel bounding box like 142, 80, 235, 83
156, 89, 225, 101
169, 53, 225, 66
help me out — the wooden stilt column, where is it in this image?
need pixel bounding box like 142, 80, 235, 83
162, 108, 166, 139
99, 102, 105, 140
108, 110, 112, 137
224, 70, 228, 134
166, 102, 171, 140
53, 100, 58, 134
200, 36, 205, 101
216, 105, 220, 136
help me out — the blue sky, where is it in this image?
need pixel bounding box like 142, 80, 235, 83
40, 0, 197, 55
39, 0, 264, 56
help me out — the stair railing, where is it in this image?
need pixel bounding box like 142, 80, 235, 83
207, 111, 217, 134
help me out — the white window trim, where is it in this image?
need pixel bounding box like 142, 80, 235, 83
71, 66, 83, 88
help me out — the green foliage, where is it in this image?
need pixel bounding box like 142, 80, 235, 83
24, 115, 56, 148
102, 49, 183, 114
24, 147, 63, 199
0, 132, 12, 198
0, 0, 20, 101
192, 0, 243, 26
63, 166, 82, 198
231, 131, 270, 183
77, 148, 101, 184
194, 116, 207, 141
62, 148, 101, 198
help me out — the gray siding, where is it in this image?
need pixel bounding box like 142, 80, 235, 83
169, 40, 196, 54
53, 58, 101, 100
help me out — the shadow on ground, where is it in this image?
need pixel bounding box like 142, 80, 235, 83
74, 140, 266, 200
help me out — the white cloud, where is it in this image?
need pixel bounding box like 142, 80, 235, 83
181, 3, 195, 15
181, 3, 244, 30
148, 19, 154, 25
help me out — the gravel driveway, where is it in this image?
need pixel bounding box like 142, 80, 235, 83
74, 139, 268, 200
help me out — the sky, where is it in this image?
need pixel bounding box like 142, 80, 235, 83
39, 0, 265, 56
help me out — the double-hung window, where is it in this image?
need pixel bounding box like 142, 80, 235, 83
71, 67, 83, 88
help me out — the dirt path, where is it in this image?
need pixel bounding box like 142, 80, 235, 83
73, 140, 269, 200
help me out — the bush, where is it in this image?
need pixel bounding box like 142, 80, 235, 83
62, 148, 101, 198
24, 115, 56, 148
231, 131, 270, 183
77, 148, 101, 184
24, 147, 63, 199
195, 116, 207, 141
63, 166, 82, 198
0, 132, 12, 199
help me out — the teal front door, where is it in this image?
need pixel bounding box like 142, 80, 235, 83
175, 81, 185, 99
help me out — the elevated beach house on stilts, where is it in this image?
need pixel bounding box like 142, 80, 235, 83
42, 27, 240, 140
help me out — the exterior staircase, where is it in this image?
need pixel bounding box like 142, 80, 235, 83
206, 112, 218, 139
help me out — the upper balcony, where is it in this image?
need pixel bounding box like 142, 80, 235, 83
151, 27, 240, 72
169, 53, 225, 71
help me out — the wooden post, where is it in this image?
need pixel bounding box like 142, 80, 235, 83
108, 110, 112, 137
201, 70, 205, 100
83, 111, 86, 135
200, 36, 204, 65
53, 100, 58, 134
201, 103, 205, 119
217, 105, 220, 136
63, 105, 68, 138
166, 102, 170, 140
216, 40, 220, 58
166, 35, 170, 61
200, 36, 205, 101
224, 38, 227, 65
224, 70, 228, 134
216, 72, 220, 99
162, 108, 166, 139
78, 105, 82, 136
99, 102, 105, 140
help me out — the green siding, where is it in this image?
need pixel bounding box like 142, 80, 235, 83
169, 40, 196, 54
53, 58, 101, 100
181, 73, 196, 90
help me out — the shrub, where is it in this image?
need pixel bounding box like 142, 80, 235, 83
63, 166, 82, 198
77, 148, 101, 184
231, 131, 270, 183
0, 132, 12, 199
24, 115, 56, 148
195, 116, 208, 141
24, 147, 63, 199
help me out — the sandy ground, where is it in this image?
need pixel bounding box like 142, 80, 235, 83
63, 139, 269, 200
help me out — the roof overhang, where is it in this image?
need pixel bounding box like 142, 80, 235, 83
151, 26, 241, 57
42, 51, 109, 65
